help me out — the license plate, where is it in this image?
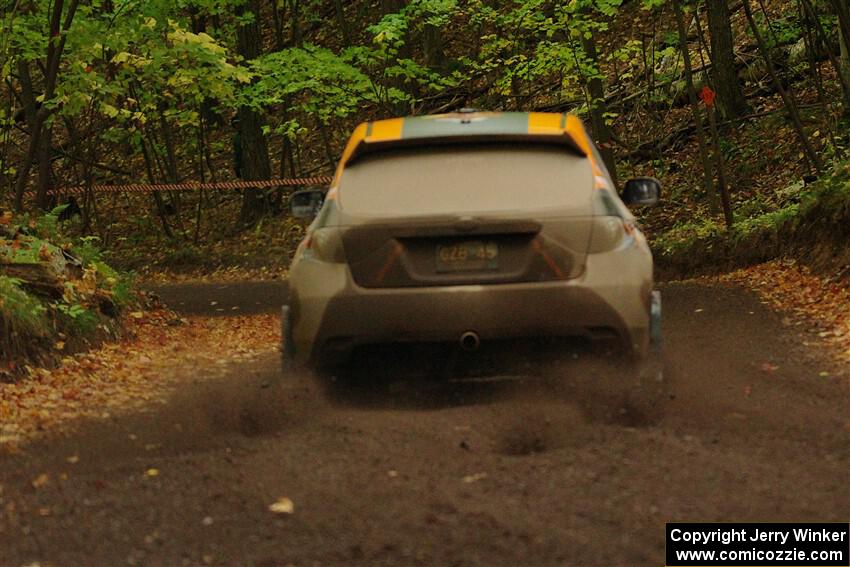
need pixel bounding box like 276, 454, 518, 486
436, 241, 499, 272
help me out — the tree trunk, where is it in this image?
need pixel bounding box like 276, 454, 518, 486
290, 0, 302, 46
838, 0, 850, 104
422, 24, 446, 71
236, 0, 273, 227
581, 30, 619, 189
705, 0, 750, 119
13, 70, 57, 212
139, 137, 174, 239
12, 0, 80, 212
706, 105, 734, 227
831, 0, 850, 61
799, 0, 850, 116
673, 0, 718, 212
741, 0, 823, 173
332, 0, 351, 45
34, 123, 54, 210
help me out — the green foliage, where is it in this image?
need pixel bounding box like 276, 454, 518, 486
734, 195, 772, 219
732, 203, 800, 238
464, 0, 625, 103
110, 274, 136, 308
0, 276, 49, 340
654, 161, 850, 263
83, 17, 245, 136
1, 0, 637, 205
653, 217, 723, 256
74, 236, 104, 267
34, 205, 68, 241
0, 205, 136, 369
54, 294, 99, 335
748, 13, 802, 49
245, 45, 393, 126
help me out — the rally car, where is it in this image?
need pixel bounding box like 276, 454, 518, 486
282, 110, 662, 378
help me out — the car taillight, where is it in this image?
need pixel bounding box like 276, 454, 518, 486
301, 228, 346, 263
372, 242, 404, 285
532, 238, 569, 280
588, 216, 632, 254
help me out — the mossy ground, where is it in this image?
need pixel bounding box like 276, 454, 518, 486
0, 208, 137, 378
651, 160, 850, 279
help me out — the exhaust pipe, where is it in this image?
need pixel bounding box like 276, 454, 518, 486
460, 331, 481, 352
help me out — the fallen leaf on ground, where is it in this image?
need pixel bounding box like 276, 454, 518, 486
0, 310, 278, 450
269, 497, 294, 514
708, 260, 850, 366
31, 473, 49, 488
462, 473, 488, 484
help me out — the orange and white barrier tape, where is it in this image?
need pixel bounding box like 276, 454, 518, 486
25, 177, 334, 198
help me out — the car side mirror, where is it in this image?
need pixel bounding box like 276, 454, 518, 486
290, 189, 325, 219
622, 177, 661, 207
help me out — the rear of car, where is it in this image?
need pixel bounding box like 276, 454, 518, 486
285, 112, 657, 371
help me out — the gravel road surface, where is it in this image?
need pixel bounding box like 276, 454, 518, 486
1, 281, 847, 566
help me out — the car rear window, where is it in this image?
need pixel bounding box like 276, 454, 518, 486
337, 144, 594, 218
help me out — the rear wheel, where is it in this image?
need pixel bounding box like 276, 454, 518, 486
619, 299, 667, 425
564, 297, 666, 425
650, 290, 662, 354
640, 289, 665, 386
280, 306, 296, 373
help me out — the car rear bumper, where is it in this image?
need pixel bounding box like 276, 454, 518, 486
290, 271, 651, 368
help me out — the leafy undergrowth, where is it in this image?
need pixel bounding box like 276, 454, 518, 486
2, 259, 846, 452
705, 259, 850, 366
63, 193, 310, 283
139, 264, 286, 284
0, 309, 278, 450
0, 209, 136, 375
652, 159, 850, 278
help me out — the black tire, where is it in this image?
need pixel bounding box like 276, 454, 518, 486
280, 306, 296, 373
649, 289, 662, 353
618, 348, 667, 426
638, 347, 664, 384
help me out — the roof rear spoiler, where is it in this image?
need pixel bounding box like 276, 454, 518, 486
344, 133, 588, 168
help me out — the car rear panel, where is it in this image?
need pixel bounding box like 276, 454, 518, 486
340, 217, 593, 288
287, 112, 654, 366
288, 249, 651, 366
334, 143, 595, 288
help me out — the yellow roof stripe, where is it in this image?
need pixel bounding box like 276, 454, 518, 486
367, 118, 404, 142
564, 115, 604, 177
334, 113, 601, 187
564, 115, 592, 155
527, 112, 565, 135
332, 122, 368, 186
528, 113, 601, 176
333, 118, 403, 185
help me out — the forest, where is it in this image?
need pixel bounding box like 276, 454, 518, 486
3, 0, 850, 367
2, 2, 850, 564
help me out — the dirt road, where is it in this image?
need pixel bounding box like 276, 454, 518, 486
1, 281, 847, 566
